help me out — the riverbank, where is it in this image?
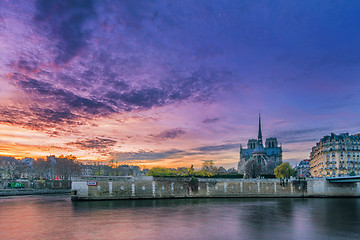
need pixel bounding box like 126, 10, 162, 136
71, 176, 360, 201
0, 189, 71, 196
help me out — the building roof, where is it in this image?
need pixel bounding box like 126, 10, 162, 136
320, 133, 360, 143
258, 113, 263, 146
241, 147, 282, 157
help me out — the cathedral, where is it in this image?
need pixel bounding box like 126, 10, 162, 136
238, 115, 282, 174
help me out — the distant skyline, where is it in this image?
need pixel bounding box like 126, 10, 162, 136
1, 0, 360, 168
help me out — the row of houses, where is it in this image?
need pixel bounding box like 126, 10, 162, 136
280, 132, 360, 178
310, 133, 360, 177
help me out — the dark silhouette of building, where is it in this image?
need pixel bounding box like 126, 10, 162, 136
238, 114, 282, 174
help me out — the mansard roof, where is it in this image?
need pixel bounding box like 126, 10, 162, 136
320, 133, 360, 143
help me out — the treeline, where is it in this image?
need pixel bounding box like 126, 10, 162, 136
0, 155, 81, 180
85, 162, 142, 176
147, 161, 242, 178
147, 161, 297, 179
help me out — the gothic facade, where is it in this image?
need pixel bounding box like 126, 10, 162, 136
238, 115, 282, 174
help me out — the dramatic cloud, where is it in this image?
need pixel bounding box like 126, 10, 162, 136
109, 143, 240, 163
109, 149, 185, 162
1, 1, 360, 166
150, 128, 186, 141
0, 106, 80, 134
12, 74, 115, 115
273, 127, 332, 144
34, 0, 97, 64
194, 144, 239, 153
67, 137, 117, 153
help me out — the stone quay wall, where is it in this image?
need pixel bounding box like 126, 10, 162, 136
71, 176, 360, 201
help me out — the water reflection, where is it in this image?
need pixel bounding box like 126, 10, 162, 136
1, 196, 360, 240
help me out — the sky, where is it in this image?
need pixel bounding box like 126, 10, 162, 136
1, 0, 360, 168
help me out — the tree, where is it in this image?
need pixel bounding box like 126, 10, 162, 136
263, 160, 275, 175
244, 159, 262, 178
13, 162, 29, 179
33, 158, 51, 179
202, 160, 214, 171
55, 156, 82, 180
274, 162, 294, 179
202, 160, 218, 174
147, 167, 178, 177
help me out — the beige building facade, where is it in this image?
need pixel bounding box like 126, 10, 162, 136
310, 133, 360, 177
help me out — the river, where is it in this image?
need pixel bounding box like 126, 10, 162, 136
0, 195, 360, 240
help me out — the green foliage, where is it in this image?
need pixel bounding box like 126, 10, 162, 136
147, 167, 179, 177
274, 162, 294, 179
146, 166, 243, 178
146, 167, 215, 177
194, 169, 215, 177
190, 176, 198, 185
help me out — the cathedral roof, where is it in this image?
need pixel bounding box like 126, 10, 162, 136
253, 144, 266, 154
241, 147, 282, 157
257, 113, 263, 146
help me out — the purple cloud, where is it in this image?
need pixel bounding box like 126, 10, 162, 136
34, 0, 97, 64
151, 128, 186, 141
67, 137, 117, 153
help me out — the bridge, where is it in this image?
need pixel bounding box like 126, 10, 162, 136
326, 176, 360, 183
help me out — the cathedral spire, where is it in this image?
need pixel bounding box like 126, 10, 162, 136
258, 113, 263, 146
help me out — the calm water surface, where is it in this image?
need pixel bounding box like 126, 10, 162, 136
0, 195, 360, 240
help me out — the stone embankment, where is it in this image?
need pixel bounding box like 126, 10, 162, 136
0, 189, 71, 196
71, 176, 360, 201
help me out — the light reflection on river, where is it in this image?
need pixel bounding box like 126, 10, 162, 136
0, 195, 360, 240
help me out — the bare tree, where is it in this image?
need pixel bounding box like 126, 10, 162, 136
202, 160, 218, 174
244, 159, 262, 178
55, 156, 82, 180
33, 158, 51, 179
263, 160, 275, 175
